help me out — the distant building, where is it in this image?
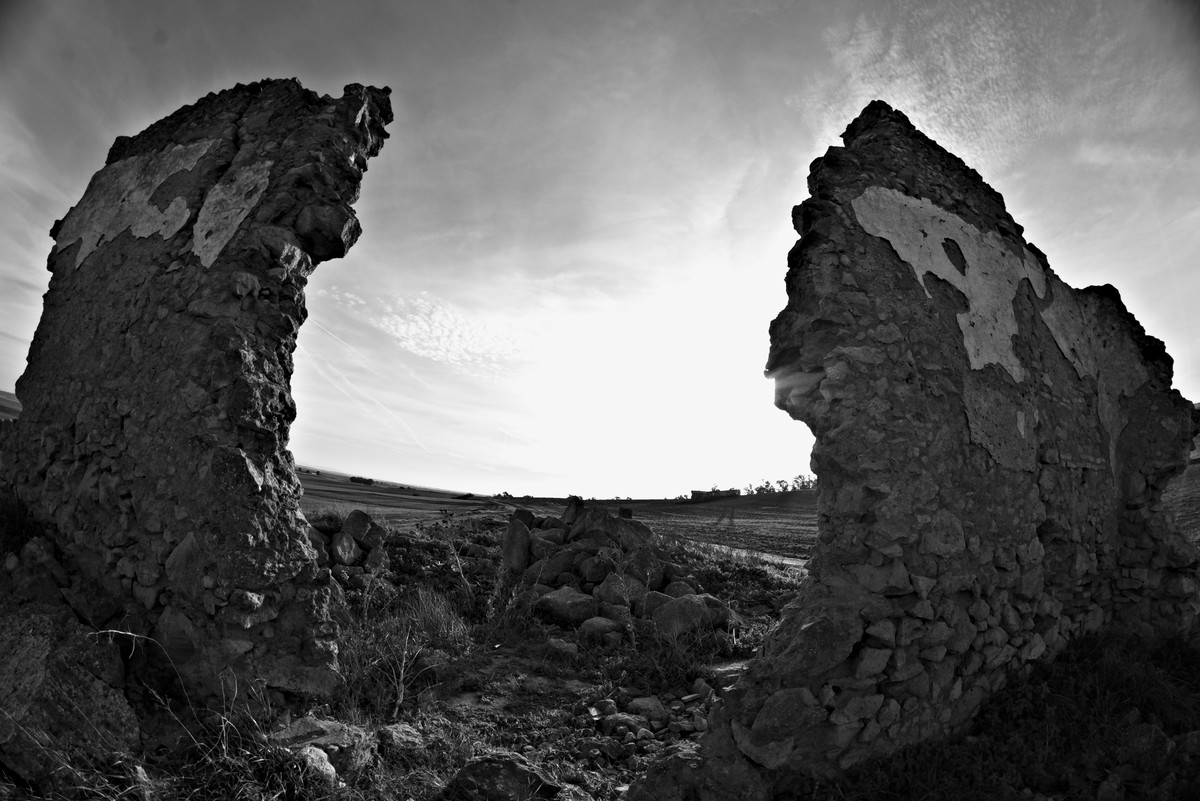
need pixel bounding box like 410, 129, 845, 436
690, 488, 741, 501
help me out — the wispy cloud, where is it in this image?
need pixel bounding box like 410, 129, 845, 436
794, 0, 1200, 177
318, 286, 524, 377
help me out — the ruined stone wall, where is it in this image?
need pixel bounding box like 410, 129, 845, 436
631, 100, 1200, 798
0, 79, 391, 698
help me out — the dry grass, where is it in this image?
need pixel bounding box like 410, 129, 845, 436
334, 584, 472, 721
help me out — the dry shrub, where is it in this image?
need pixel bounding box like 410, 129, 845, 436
336, 586, 471, 720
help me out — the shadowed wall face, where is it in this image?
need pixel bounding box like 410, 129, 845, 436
0, 78, 391, 698
630, 101, 1199, 797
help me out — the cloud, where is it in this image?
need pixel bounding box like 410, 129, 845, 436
794, 0, 1200, 177
1075, 141, 1200, 172
320, 287, 524, 376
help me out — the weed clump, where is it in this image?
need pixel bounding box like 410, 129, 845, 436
335, 584, 472, 720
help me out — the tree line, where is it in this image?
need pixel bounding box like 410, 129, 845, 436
710, 472, 816, 496
738, 474, 817, 495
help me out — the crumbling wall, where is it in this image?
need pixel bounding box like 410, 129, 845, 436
630, 100, 1199, 798
0, 78, 392, 698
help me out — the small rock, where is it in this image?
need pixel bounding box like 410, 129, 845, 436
628, 696, 669, 721
547, 638, 579, 660
579, 616, 623, 645
534, 586, 599, 627
305, 527, 330, 567
502, 518, 532, 572
539, 527, 567, 544
293, 745, 338, 790
598, 601, 634, 626
599, 712, 650, 738
341, 509, 387, 549
377, 723, 424, 764
593, 573, 648, 608
529, 536, 557, 560
622, 546, 666, 590
363, 547, 389, 572
640, 590, 673, 618
267, 716, 375, 776
579, 555, 616, 584
442, 751, 562, 800
652, 594, 725, 638
662, 580, 694, 598
331, 531, 364, 566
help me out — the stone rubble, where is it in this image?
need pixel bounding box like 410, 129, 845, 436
504, 497, 733, 646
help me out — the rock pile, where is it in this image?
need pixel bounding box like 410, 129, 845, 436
307, 508, 392, 580
0, 78, 392, 702
574, 678, 719, 759
505, 497, 733, 646
630, 100, 1199, 797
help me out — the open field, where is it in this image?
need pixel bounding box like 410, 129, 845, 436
298, 470, 820, 560
296, 467, 506, 529
508, 492, 819, 560
0, 390, 20, 422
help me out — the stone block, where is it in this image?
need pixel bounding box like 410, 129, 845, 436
0, 606, 140, 784
502, 517, 532, 572
533, 586, 598, 628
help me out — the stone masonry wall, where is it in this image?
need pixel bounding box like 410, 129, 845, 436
0, 79, 392, 699
631, 100, 1200, 798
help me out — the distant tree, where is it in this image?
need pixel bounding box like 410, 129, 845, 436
349, 475, 375, 485
754, 480, 774, 495
791, 474, 817, 490
776, 479, 790, 493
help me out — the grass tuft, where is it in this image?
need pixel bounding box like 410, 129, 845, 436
335, 585, 472, 720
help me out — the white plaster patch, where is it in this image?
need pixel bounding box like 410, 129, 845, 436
54, 140, 215, 270
852, 186, 1047, 382
1039, 273, 1149, 468
192, 160, 273, 268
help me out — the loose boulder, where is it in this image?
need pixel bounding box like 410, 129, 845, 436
533, 586, 599, 628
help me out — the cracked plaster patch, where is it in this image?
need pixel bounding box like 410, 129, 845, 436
852, 186, 1047, 383
192, 159, 273, 268
54, 140, 215, 270
852, 185, 1150, 468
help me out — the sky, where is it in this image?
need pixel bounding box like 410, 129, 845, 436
1, 0, 1198, 499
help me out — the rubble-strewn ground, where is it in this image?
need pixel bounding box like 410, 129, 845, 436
5, 478, 1200, 800
0, 488, 806, 800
